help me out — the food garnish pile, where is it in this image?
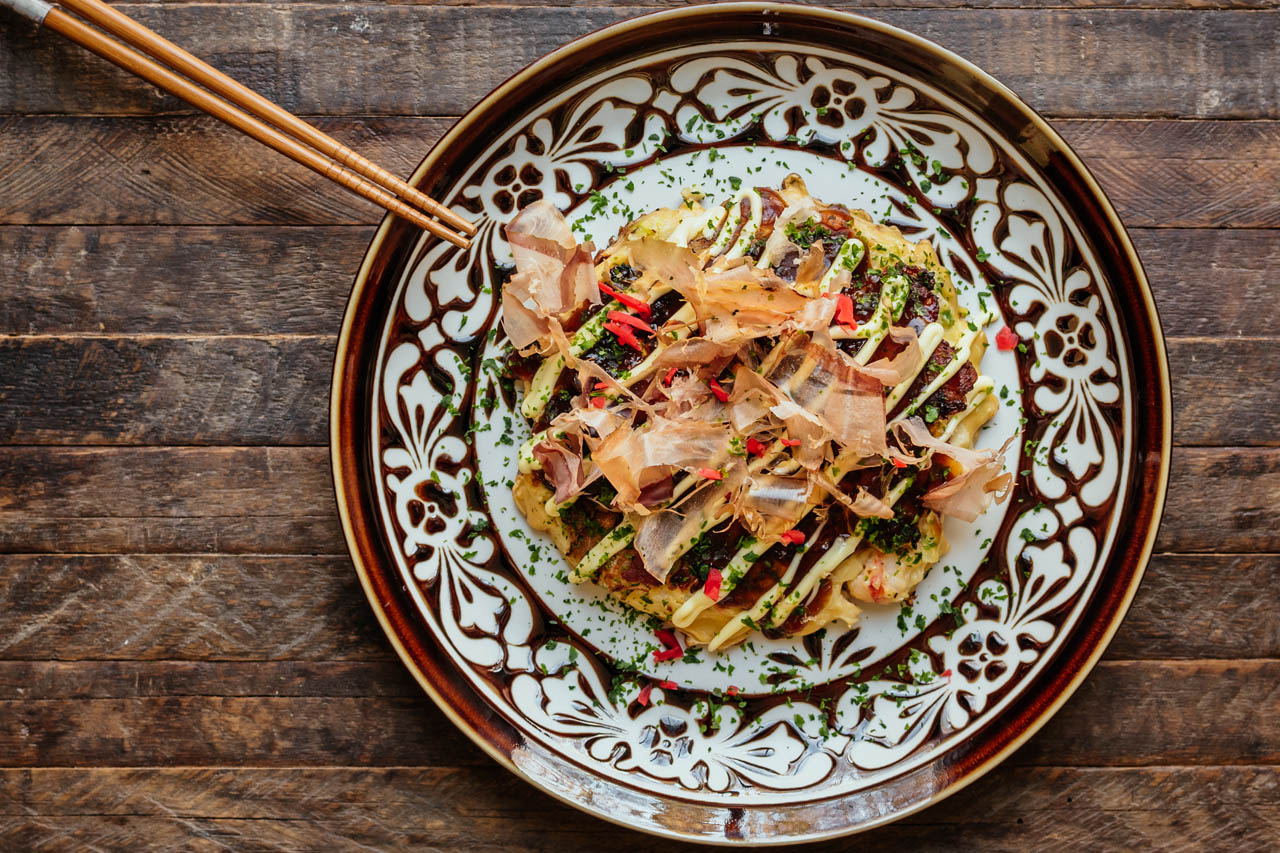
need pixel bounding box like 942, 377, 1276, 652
503, 175, 1012, 652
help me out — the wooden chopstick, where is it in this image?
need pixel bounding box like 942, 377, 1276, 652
4, 0, 471, 248
56, 0, 475, 239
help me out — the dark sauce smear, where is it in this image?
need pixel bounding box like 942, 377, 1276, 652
533, 373, 579, 432
668, 523, 748, 589
647, 289, 687, 326
888, 340, 978, 422
609, 262, 641, 288
580, 290, 686, 375
561, 301, 604, 336
532, 286, 690, 433
770, 205, 853, 283
898, 267, 943, 327
373, 50, 1128, 763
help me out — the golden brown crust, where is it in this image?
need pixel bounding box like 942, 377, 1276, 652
509, 180, 1002, 649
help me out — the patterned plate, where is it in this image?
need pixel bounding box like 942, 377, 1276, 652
331, 3, 1170, 843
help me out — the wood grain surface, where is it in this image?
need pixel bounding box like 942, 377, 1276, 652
1, 0, 1277, 849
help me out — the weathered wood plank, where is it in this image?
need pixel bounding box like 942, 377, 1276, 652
0, 446, 343, 554
5, 226, 1275, 337
0, 557, 391, 662
0, 661, 416, 698
0, 447, 1271, 554
1131, 228, 1279, 338
0, 696, 484, 768
0, 552, 1271, 664
1159, 448, 1280, 553
2, 117, 1277, 227
1169, 339, 1279, 447
0, 766, 1276, 850
1056, 120, 1280, 228
0, 336, 333, 445
0, 661, 1273, 767
1105, 554, 1280, 660
1015, 660, 1280, 767
1, 8, 1276, 118
2, 225, 371, 335
0, 336, 1268, 446
0, 117, 446, 226
88, 0, 1280, 9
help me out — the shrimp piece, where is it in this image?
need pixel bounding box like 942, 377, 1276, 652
846, 548, 925, 604
843, 511, 947, 604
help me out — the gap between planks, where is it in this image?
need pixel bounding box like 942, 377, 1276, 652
3, 221, 1275, 230
37, 2, 1280, 6
0, 333, 1271, 341
1, 762, 1272, 770
0, 657, 1272, 666
7, 113, 1280, 121
0, 442, 1270, 449
25, 2, 1280, 11
2, 550, 1274, 558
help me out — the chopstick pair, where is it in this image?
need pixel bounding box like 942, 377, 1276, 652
4, 0, 474, 248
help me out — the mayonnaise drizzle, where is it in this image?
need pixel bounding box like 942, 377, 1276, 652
521, 285, 679, 422
555, 308, 972, 583
890, 311, 994, 426
511, 188, 1001, 649
569, 440, 791, 583
816, 238, 865, 293
707, 479, 912, 651
883, 323, 944, 411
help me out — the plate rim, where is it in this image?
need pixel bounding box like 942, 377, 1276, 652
329, 2, 1172, 843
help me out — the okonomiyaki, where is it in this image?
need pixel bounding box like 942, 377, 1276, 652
501, 174, 1012, 652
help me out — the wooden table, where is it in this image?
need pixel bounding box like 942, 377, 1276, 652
1, 0, 1276, 848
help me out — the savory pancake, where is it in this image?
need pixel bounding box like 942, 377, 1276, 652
502, 175, 1009, 651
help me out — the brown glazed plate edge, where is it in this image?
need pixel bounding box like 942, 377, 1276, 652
329, 2, 1172, 843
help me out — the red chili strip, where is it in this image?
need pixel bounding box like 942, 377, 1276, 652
655, 628, 680, 650
599, 281, 652, 316
995, 326, 1019, 351
709, 378, 730, 403
746, 437, 767, 458
704, 567, 723, 601
658, 680, 678, 690
603, 321, 644, 353
607, 310, 655, 335
780, 529, 806, 545
835, 293, 858, 331
663, 367, 679, 386
726, 686, 740, 697
636, 683, 653, 706
942, 669, 953, 679
590, 396, 607, 409
653, 647, 683, 663
780, 437, 801, 447
697, 467, 723, 481
891, 457, 908, 469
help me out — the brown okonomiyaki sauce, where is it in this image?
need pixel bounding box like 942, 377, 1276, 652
377, 49, 1126, 761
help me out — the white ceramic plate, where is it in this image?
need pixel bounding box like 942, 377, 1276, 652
331, 4, 1170, 843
